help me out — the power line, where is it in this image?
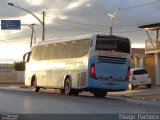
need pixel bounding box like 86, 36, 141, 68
0, 35, 30, 43
46, 12, 160, 29
115, 29, 143, 34
47, 15, 102, 32
54, 0, 160, 25
47, 14, 160, 29
120, 0, 160, 11
46, 15, 160, 36
56, 20, 108, 28
47, 15, 137, 33
44, 0, 160, 36
0, 1, 158, 45
56, 0, 160, 16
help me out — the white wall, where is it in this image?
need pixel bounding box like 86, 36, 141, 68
17, 71, 24, 83
0, 64, 24, 83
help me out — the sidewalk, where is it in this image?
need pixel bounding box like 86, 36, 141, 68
108, 86, 160, 101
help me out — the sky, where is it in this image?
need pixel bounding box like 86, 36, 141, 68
0, 0, 160, 63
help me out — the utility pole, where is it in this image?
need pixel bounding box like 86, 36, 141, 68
22, 24, 36, 48
30, 24, 36, 48
105, 8, 120, 35
8, 3, 46, 41
42, 11, 46, 41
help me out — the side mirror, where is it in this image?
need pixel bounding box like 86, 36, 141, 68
23, 51, 31, 62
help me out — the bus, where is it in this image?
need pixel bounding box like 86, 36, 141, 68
24, 34, 131, 97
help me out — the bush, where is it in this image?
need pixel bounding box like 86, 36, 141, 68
13, 62, 25, 71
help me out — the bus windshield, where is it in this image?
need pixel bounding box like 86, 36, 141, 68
96, 36, 130, 53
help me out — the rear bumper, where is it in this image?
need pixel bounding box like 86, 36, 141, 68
130, 79, 151, 86
87, 79, 128, 91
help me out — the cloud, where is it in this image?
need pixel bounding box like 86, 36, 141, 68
19, 14, 42, 24
66, 0, 90, 10
0, 43, 29, 62
1, 0, 160, 62
25, 0, 43, 6
66, 1, 82, 9
1, 0, 160, 44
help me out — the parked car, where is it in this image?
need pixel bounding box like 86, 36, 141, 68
128, 68, 152, 90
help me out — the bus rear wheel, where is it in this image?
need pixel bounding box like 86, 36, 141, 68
92, 90, 107, 98
64, 78, 73, 96
32, 79, 40, 92
60, 89, 65, 94
128, 82, 135, 90
72, 90, 79, 96
146, 84, 151, 88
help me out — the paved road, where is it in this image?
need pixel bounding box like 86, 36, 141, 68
0, 87, 160, 120
0, 88, 160, 114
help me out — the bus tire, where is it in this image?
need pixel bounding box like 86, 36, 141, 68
146, 84, 151, 88
93, 90, 107, 98
72, 90, 79, 96
60, 89, 65, 94
64, 78, 73, 96
128, 82, 135, 90
31, 78, 40, 92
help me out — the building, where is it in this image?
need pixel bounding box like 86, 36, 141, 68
138, 23, 160, 85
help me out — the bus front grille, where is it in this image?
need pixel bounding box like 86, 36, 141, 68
98, 56, 126, 64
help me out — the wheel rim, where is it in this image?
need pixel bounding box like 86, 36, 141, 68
65, 80, 70, 94
128, 83, 132, 90
32, 80, 37, 90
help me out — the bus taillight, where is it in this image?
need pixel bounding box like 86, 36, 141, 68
125, 67, 130, 81
90, 64, 97, 79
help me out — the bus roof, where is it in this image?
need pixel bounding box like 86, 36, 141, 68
32, 34, 129, 48
34, 34, 91, 47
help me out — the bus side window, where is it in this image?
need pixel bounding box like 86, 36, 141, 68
41, 45, 50, 60
78, 40, 89, 56
67, 42, 75, 58
34, 46, 43, 60
58, 43, 68, 59
50, 44, 58, 59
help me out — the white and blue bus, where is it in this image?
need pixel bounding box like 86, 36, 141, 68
24, 34, 131, 97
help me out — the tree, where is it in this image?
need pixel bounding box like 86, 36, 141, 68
13, 62, 25, 71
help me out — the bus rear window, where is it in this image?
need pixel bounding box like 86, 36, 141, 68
96, 36, 130, 54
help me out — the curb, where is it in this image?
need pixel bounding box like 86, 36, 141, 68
118, 94, 160, 102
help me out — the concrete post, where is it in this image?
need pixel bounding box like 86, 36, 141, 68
155, 54, 160, 85
133, 54, 140, 68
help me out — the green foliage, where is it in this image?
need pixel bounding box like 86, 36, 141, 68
13, 62, 25, 71
131, 58, 135, 68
